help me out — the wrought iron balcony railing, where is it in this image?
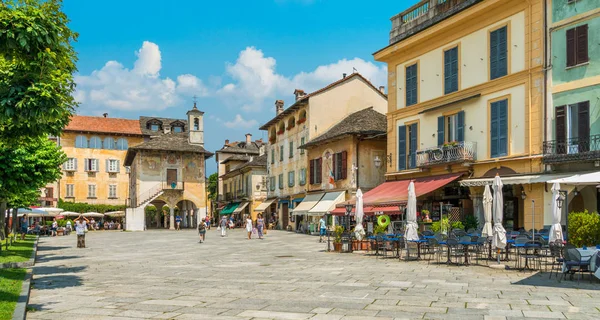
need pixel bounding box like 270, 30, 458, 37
162, 181, 184, 191
416, 141, 477, 167
543, 134, 600, 164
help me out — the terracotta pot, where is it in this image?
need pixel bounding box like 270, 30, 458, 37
333, 242, 342, 252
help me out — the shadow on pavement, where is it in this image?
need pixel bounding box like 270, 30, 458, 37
37, 245, 71, 252
513, 272, 600, 290
32, 265, 86, 276
35, 254, 80, 263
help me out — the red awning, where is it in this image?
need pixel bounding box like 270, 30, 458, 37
337, 173, 463, 208
331, 206, 375, 216
366, 206, 401, 215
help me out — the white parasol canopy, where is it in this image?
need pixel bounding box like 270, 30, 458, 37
38, 207, 64, 216
481, 185, 494, 237
404, 181, 419, 241
61, 211, 82, 217
105, 211, 125, 217
83, 212, 104, 218
353, 189, 365, 241
491, 175, 507, 249
549, 182, 564, 243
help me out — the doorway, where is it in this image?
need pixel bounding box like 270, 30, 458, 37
282, 203, 289, 229
166, 169, 177, 185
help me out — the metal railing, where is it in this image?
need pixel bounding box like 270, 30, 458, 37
543, 134, 600, 163
416, 141, 477, 167
162, 181, 184, 191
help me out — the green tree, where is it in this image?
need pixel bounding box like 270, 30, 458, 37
145, 205, 157, 228
207, 173, 218, 201
0, 0, 78, 141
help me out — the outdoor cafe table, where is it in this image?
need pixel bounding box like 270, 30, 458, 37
460, 241, 478, 265
513, 242, 541, 271
562, 247, 600, 279
408, 239, 428, 259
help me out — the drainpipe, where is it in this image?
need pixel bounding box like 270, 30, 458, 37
543, 0, 549, 172
355, 136, 360, 190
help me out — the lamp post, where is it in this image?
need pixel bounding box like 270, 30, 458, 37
345, 204, 353, 232
398, 203, 406, 233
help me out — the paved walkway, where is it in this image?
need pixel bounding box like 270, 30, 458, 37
28, 230, 600, 320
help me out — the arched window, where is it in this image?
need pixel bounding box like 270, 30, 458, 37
194, 118, 199, 131
75, 135, 88, 148
89, 136, 102, 149
116, 138, 128, 150
298, 110, 307, 124
277, 122, 285, 135
104, 137, 115, 149
287, 117, 296, 130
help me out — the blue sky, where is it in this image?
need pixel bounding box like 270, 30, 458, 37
65, 0, 414, 174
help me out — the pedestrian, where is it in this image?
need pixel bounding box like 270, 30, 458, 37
20, 214, 29, 240
90, 218, 95, 231
220, 215, 228, 237
319, 215, 327, 243
256, 213, 265, 240
66, 219, 72, 235
75, 215, 89, 248
198, 219, 207, 243
245, 215, 253, 240
51, 218, 58, 236
205, 216, 211, 230
175, 215, 182, 230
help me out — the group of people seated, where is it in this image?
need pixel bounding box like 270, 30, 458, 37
86, 218, 121, 230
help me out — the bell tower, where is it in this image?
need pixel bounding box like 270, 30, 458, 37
187, 100, 204, 146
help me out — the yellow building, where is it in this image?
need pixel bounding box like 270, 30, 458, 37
219, 154, 267, 222
259, 73, 388, 230
60, 115, 145, 207
374, 0, 558, 230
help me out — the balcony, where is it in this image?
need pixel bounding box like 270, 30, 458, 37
162, 181, 184, 191
389, 0, 482, 44
416, 141, 477, 167
543, 135, 600, 164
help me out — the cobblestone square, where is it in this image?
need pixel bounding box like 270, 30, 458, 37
28, 230, 600, 320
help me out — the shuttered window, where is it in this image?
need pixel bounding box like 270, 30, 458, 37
444, 46, 459, 94
288, 171, 295, 187
109, 185, 117, 198
408, 123, 418, 169
578, 101, 590, 152
88, 184, 97, 198
332, 151, 348, 181
406, 64, 418, 106
278, 174, 283, 190
289, 141, 294, 158
438, 111, 465, 144
84, 158, 99, 172
490, 99, 509, 158
299, 168, 306, 186
280, 145, 284, 162
270, 177, 276, 191
107, 159, 119, 173
490, 26, 508, 80
66, 184, 74, 198
566, 25, 589, 67
398, 125, 407, 170
63, 158, 77, 171
309, 158, 322, 184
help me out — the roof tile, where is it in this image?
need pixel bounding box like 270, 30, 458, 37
65, 115, 143, 135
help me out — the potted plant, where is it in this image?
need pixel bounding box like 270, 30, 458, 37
422, 209, 432, 223
333, 226, 344, 252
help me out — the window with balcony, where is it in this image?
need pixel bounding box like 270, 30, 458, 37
566, 24, 589, 67
437, 112, 465, 145
406, 63, 418, 106
108, 185, 117, 198
398, 123, 418, 170
88, 184, 97, 198
309, 158, 322, 184
84, 158, 99, 172
107, 159, 120, 173
63, 158, 77, 171
490, 99, 508, 158
444, 46, 459, 94
66, 184, 74, 198
490, 26, 508, 80
555, 101, 590, 154
288, 170, 295, 187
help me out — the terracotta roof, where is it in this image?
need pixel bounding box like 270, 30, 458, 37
65, 115, 143, 135
259, 73, 387, 131
124, 132, 213, 166
301, 107, 387, 148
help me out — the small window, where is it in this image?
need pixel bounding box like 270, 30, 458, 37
116, 138, 128, 150
66, 184, 74, 198
172, 126, 183, 133
89, 136, 102, 149
566, 25, 589, 67
107, 159, 119, 173
271, 148, 275, 164
109, 185, 117, 198
279, 145, 284, 162
300, 137, 305, 154
88, 184, 97, 198
289, 141, 294, 158
269, 177, 276, 191
150, 124, 160, 131
104, 137, 115, 149
75, 135, 88, 148
299, 168, 306, 186
278, 174, 284, 190
64, 158, 77, 171
194, 118, 199, 131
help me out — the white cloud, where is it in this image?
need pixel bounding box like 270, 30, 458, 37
217, 47, 387, 112
74, 42, 208, 112
224, 114, 258, 129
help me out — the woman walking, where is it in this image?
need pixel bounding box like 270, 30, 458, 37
245, 215, 253, 240
220, 215, 228, 237
198, 219, 207, 243
256, 214, 266, 239
75, 215, 89, 248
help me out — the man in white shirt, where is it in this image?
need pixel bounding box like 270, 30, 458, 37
75, 216, 89, 248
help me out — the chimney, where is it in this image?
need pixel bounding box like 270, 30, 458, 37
342, 73, 347, 78
293, 89, 305, 101
275, 100, 284, 115
103, 113, 108, 118
163, 125, 171, 134
379, 86, 385, 94
245, 133, 252, 144
225, 139, 230, 145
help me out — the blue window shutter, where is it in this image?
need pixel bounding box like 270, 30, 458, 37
490, 30, 498, 80
498, 27, 508, 77
490, 103, 499, 157
457, 111, 465, 142
406, 64, 417, 106
437, 116, 445, 146
451, 48, 459, 92
398, 125, 406, 170
409, 123, 418, 169
498, 100, 508, 156
444, 50, 451, 94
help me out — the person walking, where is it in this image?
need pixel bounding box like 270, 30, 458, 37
245, 215, 253, 240
75, 215, 89, 248
198, 219, 207, 243
256, 214, 265, 240
205, 216, 211, 230
220, 215, 228, 237
319, 215, 327, 243
51, 218, 58, 237
20, 214, 29, 240
175, 215, 182, 230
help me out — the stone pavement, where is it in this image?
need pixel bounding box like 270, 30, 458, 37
28, 229, 600, 320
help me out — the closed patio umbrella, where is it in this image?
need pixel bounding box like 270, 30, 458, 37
353, 189, 365, 241
404, 181, 419, 241
549, 182, 564, 243
491, 175, 507, 253
481, 185, 493, 237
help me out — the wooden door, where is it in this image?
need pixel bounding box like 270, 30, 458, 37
166, 169, 177, 185
282, 203, 289, 229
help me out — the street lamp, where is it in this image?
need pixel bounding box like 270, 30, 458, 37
374, 155, 382, 169
345, 204, 354, 232
521, 188, 527, 200
557, 190, 567, 241
398, 203, 406, 233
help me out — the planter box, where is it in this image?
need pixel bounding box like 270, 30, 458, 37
352, 240, 370, 251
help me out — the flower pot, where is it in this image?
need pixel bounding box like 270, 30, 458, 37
333, 242, 342, 252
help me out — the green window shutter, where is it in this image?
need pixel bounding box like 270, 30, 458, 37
457, 111, 465, 142
398, 125, 407, 170
437, 116, 445, 146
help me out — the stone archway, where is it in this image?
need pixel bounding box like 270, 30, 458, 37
176, 199, 198, 229
148, 200, 166, 229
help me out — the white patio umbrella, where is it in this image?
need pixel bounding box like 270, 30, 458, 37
404, 181, 419, 241
481, 185, 493, 237
105, 211, 125, 217
82, 212, 104, 218
38, 207, 64, 216
549, 182, 564, 243
353, 189, 365, 241
61, 211, 82, 217
491, 175, 507, 254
